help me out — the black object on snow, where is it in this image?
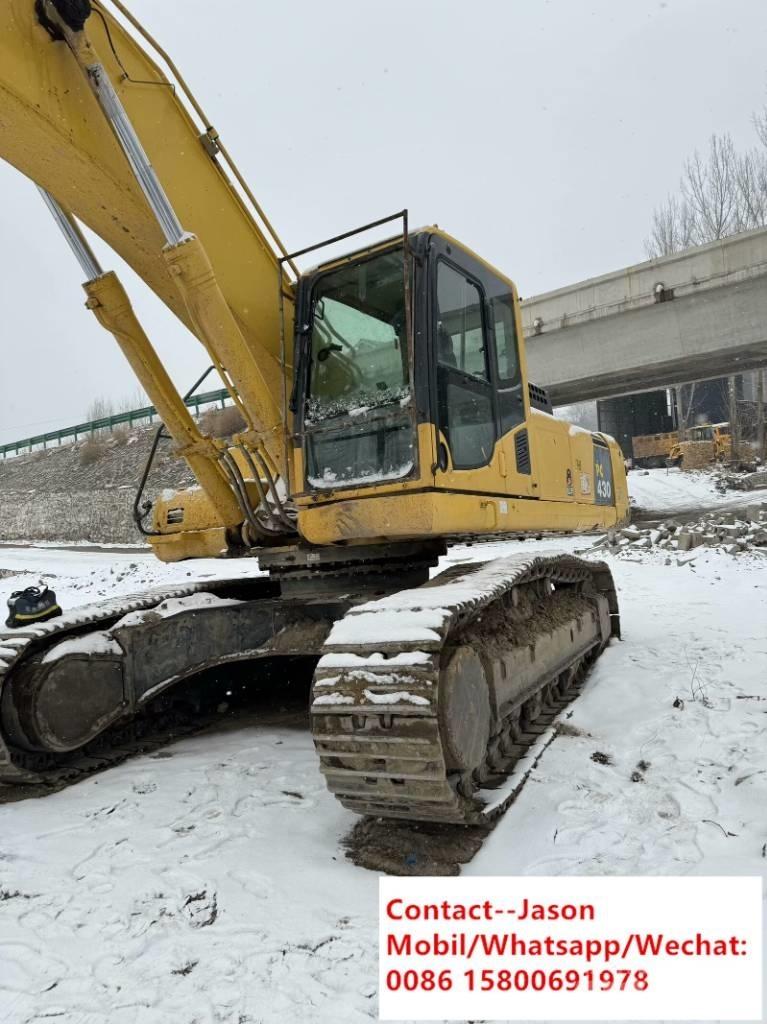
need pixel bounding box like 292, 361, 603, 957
5, 586, 62, 630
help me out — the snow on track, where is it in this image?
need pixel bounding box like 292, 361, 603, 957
0, 542, 765, 1022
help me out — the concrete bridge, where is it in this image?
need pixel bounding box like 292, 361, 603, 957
521, 226, 767, 406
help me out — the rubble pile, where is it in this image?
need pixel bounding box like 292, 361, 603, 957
715, 468, 767, 492
584, 504, 767, 564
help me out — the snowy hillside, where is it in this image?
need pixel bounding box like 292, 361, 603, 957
0, 536, 765, 1024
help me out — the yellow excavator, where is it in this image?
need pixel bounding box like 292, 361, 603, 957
0, 0, 629, 824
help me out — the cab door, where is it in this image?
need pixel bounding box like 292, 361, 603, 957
429, 235, 532, 499
433, 256, 496, 483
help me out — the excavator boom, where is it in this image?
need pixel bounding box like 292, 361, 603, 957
1, 0, 292, 365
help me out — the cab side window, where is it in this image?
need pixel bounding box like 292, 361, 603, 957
492, 295, 519, 383
436, 260, 496, 470
490, 290, 524, 437
437, 263, 488, 379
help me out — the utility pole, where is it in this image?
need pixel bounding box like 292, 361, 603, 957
757, 369, 765, 462
728, 375, 740, 463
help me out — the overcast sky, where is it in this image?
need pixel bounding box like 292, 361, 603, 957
1, 0, 766, 444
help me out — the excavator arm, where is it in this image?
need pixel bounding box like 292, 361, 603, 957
1, 0, 297, 553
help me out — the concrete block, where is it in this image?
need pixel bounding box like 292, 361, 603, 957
741, 471, 767, 490
621, 527, 643, 540
716, 524, 745, 538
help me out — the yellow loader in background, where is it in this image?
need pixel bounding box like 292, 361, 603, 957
667, 423, 732, 470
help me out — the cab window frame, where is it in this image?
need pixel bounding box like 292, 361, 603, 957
433, 255, 499, 471
435, 256, 491, 383
490, 292, 522, 389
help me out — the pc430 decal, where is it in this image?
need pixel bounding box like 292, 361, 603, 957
593, 445, 614, 506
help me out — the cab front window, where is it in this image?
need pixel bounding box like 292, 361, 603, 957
306, 249, 409, 424
302, 248, 415, 490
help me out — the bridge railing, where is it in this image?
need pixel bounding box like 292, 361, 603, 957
0, 387, 232, 459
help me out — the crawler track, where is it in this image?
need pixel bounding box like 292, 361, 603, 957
0, 581, 234, 786
311, 553, 619, 825
1, 553, 620, 825
0, 576, 339, 791
0, 704, 215, 802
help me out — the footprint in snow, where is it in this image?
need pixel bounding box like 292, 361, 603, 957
655, 792, 682, 820
227, 869, 274, 901
0, 941, 66, 996
132, 778, 157, 795
182, 889, 218, 928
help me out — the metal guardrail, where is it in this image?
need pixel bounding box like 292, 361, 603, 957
0, 387, 232, 459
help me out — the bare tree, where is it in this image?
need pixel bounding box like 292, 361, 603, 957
85, 390, 151, 437
645, 128, 767, 258
645, 195, 697, 258
676, 382, 697, 436
734, 147, 767, 230
116, 389, 149, 414
86, 397, 115, 422
645, 100, 767, 434
86, 390, 148, 422
682, 135, 739, 241
754, 104, 767, 149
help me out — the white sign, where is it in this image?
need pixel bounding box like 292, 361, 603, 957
379, 876, 762, 1020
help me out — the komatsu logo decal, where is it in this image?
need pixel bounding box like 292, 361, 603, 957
593, 447, 614, 505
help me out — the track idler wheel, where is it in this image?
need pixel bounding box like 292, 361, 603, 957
438, 646, 491, 774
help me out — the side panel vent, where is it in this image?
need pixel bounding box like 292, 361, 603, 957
515, 429, 531, 475
166, 508, 184, 525
528, 382, 553, 413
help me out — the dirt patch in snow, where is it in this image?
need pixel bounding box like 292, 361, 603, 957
554, 721, 590, 738
590, 750, 614, 766
344, 817, 488, 876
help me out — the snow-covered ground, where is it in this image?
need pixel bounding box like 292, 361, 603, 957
1, 532, 765, 1024
0, 545, 260, 607
1, 471, 765, 1022
628, 466, 767, 516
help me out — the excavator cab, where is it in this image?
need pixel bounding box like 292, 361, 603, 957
291, 227, 627, 547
